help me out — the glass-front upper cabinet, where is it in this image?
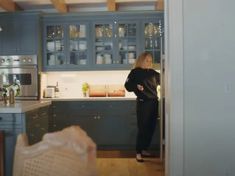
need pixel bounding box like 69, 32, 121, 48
117, 22, 138, 65
143, 20, 162, 65
69, 24, 88, 66
94, 21, 138, 67
45, 25, 65, 66
94, 22, 114, 65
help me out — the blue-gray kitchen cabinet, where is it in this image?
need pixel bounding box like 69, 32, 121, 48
141, 18, 164, 66
50, 100, 160, 150
42, 11, 163, 71
92, 20, 139, 70
25, 106, 49, 145
43, 20, 91, 71
0, 105, 50, 176
0, 13, 39, 55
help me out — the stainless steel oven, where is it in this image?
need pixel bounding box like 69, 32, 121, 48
0, 55, 38, 100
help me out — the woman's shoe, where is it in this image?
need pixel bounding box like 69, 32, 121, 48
141, 150, 152, 157
136, 154, 144, 162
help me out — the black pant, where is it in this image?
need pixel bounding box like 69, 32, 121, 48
136, 99, 158, 153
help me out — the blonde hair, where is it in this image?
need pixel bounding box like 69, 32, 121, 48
133, 52, 153, 69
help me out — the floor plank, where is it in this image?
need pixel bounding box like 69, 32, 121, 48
96, 151, 164, 176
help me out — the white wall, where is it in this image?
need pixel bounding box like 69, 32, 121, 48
167, 0, 235, 176
183, 0, 235, 175
41, 71, 136, 98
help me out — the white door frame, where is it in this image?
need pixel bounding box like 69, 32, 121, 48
164, 0, 184, 175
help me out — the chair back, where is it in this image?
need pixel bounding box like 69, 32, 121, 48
13, 126, 97, 176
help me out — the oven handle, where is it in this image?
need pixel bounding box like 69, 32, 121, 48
0, 65, 37, 69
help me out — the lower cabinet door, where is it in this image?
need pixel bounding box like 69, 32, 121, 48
4, 128, 22, 176
51, 100, 160, 150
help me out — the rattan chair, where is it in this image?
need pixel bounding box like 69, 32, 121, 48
13, 125, 97, 176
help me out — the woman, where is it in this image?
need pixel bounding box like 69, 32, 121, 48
124, 52, 160, 162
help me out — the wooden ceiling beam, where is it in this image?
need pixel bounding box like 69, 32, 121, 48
0, 0, 21, 11
50, 0, 68, 13
107, 0, 116, 11
155, 0, 164, 11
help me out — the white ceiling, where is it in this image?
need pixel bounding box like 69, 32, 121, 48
0, 0, 159, 13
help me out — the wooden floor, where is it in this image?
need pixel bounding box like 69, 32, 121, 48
96, 151, 164, 176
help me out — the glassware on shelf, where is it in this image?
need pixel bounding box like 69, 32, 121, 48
70, 52, 87, 65
47, 41, 54, 52
144, 23, 159, 37
78, 41, 87, 50
95, 24, 113, 38
104, 25, 112, 37
69, 25, 78, 39
96, 54, 104, 64
47, 25, 63, 39
118, 23, 136, 37
103, 54, 112, 64
95, 27, 103, 37
80, 25, 86, 38
56, 54, 65, 65
47, 54, 55, 66
55, 40, 63, 51
69, 24, 86, 39
70, 40, 78, 51
127, 24, 136, 36
118, 26, 125, 37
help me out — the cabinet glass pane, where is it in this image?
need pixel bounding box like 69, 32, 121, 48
46, 25, 65, 66
95, 24, 113, 38
95, 24, 113, 65
118, 23, 137, 65
69, 24, 88, 65
47, 25, 64, 39
144, 22, 161, 64
47, 53, 65, 66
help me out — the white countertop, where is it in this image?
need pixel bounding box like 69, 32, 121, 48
42, 97, 136, 101
0, 100, 51, 113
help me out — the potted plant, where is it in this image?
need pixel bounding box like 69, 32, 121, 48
82, 82, 89, 97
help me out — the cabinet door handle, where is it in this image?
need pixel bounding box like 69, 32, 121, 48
0, 117, 2, 120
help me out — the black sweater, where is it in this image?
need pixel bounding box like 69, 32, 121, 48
124, 68, 160, 100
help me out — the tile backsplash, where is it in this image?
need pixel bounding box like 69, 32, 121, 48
41, 71, 136, 98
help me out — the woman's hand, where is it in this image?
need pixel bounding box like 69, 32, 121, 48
137, 84, 144, 91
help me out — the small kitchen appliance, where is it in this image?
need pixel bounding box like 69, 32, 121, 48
44, 88, 55, 98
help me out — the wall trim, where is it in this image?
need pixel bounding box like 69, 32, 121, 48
165, 0, 184, 175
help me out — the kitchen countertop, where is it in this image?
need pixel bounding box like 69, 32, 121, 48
42, 97, 136, 101
0, 100, 51, 113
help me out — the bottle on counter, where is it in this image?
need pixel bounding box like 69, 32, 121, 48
9, 88, 15, 104
55, 82, 60, 98
3, 94, 8, 105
